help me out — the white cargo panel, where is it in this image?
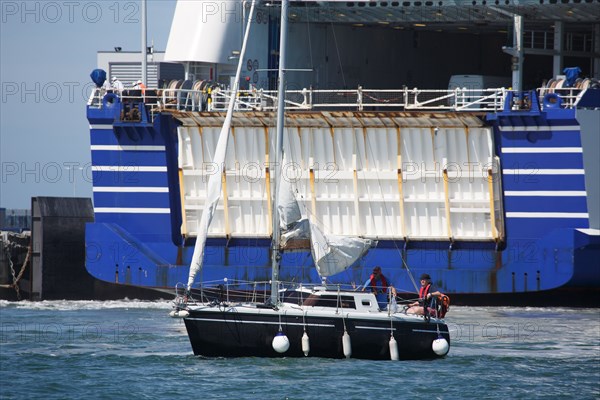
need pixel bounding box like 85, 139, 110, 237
176, 112, 504, 242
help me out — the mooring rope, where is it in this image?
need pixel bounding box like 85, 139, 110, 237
1, 240, 31, 300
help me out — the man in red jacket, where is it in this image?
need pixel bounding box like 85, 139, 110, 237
407, 273, 442, 315
362, 266, 397, 310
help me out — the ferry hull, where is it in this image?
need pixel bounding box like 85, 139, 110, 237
85, 91, 600, 297
84, 230, 596, 294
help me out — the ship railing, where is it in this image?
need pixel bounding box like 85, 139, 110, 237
87, 88, 163, 109
88, 86, 590, 115
537, 86, 585, 109
206, 87, 509, 111
87, 88, 103, 107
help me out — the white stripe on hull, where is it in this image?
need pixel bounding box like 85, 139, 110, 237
91, 145, 166, 151
506, 212, 589, 218
94, 207, 170, 214
186, 317, 335, 328
576, 228, 600, 236
505, 191, 586, 196
186, 318, 441, 332
93, 187, 169, 193
501, 147, 582, 153
498, 125, 579, 131
503, 169, 584, 175
91, 166, 167, 172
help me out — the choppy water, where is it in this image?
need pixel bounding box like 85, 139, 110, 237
1, 300, 598, 399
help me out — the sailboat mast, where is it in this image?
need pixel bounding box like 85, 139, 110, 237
270, 0, 289, 305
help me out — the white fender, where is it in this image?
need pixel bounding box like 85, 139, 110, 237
342, 331, 352, 359
169, 309, 189, 318
272, 332, 290, 353
432, 337, 450, 356
389, 336, 399, 360
302, 332, 310, 357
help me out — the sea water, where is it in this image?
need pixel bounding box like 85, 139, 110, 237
1, 300, 598, 399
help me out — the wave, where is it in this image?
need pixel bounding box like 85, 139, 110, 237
0, 299, 173, 311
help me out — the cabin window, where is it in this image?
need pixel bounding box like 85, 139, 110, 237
303, 294, 356, 309
283, 290, 306, 305
361, 300, 371, 307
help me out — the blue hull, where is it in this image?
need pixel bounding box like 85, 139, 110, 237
85, 224, 599, 293
85, 91, 600, 294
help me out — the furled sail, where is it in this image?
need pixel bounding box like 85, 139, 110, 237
277, 167, 302, 229
277, 154, 310, 245
186, 0, 258, 291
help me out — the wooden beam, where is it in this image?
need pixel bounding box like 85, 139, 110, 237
442, 158, 453, 240
487, 162, 498, 241
264, 126, 272, 236
178, 168, 187, 236
396, 126, 406, 238
309, 156, 317, 217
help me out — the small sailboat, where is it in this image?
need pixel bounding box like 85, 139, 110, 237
171, 0, 450, 360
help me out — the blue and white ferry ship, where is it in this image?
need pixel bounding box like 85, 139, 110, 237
85, 0, 600, 303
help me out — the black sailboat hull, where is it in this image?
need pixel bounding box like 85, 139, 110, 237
183, 308, 450, 360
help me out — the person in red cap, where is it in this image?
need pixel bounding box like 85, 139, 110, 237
407, 273, 442, 315
362, 266, 396, 309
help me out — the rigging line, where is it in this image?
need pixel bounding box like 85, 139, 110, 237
389, 304, 395, 332
402, 254, 419, 292
302, 309, 307, 332
278, 309, 283, 331
304, 1, 314, 72
329, 22, 346, 88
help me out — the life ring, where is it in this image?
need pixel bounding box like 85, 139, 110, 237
542, 93, 562, 109
102, 92, 120, 108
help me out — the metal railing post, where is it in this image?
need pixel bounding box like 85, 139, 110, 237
357, 86, 363, 111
